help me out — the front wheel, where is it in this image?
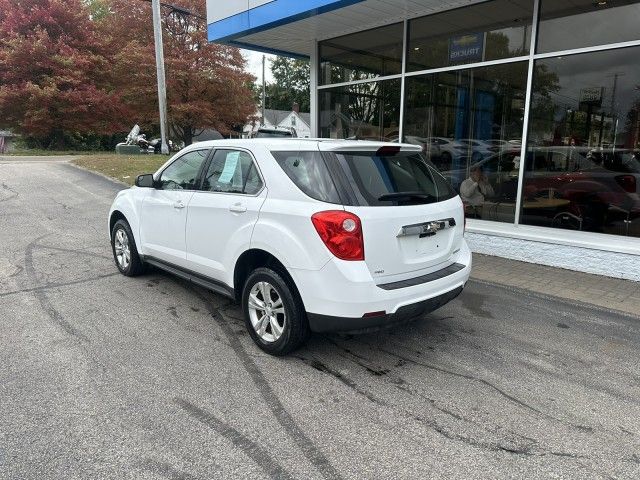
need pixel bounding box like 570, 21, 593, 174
111, 219, 144, 277
242, 267, 309, 356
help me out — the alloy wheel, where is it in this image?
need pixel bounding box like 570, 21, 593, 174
247, 281, 286, 343
114, 228, 131, 271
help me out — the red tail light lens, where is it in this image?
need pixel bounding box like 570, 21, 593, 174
311, 211, 364, 261
615, 174, 636, 193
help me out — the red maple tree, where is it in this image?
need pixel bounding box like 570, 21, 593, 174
0, 0, 128, 148
0, 0, 257, 148
101, 0, 257, 146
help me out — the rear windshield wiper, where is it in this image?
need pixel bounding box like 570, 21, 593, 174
378, 192, 436, 203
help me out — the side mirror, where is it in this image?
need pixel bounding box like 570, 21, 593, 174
135, 174, 156, 188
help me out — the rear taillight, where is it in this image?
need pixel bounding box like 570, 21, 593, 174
615, 175, 637, 193
311, 211, 364, 261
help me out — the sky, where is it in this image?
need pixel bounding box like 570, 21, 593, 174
242, 49, 276, 84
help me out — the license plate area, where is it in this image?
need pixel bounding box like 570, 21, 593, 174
397, 218, 456, 239
397, 218, 456, 257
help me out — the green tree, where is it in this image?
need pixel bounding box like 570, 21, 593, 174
265, 57, 310, 112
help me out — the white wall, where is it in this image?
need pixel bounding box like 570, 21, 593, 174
467, 233, 640, 282
207, 1, 275, 24
278, 113, 311, 138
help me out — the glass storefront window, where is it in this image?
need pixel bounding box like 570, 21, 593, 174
522, 47, 640, 237
537, 0, 640, 54
319, 79, 401, 141
319, 23, 403, 85
407, 0, 532, 72
403, 62, 529, 223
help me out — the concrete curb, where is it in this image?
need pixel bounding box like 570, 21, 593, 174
469, 277, 640, 321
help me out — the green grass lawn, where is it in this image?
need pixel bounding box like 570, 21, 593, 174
72, 154, 170, 185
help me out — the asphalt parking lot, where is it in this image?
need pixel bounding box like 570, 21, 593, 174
1, 157, 639, 479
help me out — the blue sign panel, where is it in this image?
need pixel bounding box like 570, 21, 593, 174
449, 33, 484, 64
208, 0, 365, 45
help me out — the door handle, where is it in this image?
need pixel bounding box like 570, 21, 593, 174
173, 201, 185, 210
229, 203, 247, 213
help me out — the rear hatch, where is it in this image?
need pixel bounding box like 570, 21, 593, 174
320, 143, 465, 283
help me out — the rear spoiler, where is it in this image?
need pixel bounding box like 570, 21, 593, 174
319, 142, 422, 154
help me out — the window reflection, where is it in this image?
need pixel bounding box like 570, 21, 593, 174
522, 47, 640, 237
319, 79, 401, 141
319, 23, 403, 85
538, 0, 640, 53
403, 63, 528, 223
407, 0, 532, 72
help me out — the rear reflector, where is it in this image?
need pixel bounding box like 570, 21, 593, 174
363, 311, 386, 318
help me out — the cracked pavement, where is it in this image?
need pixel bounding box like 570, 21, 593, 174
0, 157, 639, 479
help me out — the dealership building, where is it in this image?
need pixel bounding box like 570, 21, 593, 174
207, 0, 640, 281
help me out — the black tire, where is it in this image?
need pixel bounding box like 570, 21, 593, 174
111, 219, 144, 277
242, 267, 309, 356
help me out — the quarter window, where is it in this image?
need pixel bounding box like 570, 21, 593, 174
203, 150, 263, 195
159, 149, 210, 190
272, 151, 341, 204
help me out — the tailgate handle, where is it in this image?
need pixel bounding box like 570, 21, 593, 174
397, 218, 456, 238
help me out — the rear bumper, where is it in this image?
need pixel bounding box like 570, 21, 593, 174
289, 240, 472, 333
308, 286, 464, 333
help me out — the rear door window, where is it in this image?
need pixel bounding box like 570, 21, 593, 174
202, 149, 263, 194
271, 151, 341, 203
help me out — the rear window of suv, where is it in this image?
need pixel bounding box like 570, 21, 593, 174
332, 150, 457, 206
272, 149, 457, 206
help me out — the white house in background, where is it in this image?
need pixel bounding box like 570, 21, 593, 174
244, 104, 311, 138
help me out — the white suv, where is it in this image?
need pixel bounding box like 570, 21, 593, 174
108, 139, 472, 355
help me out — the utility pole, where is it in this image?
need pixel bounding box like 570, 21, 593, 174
262, 54, 266, 126
609, 72, 625, 118
152, 0, 170, 154
607, 72, 625, 152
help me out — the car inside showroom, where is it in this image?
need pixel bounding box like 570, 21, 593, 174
207, 0, 640, 280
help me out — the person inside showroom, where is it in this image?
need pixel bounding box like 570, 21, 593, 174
460, 165, 495, 218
